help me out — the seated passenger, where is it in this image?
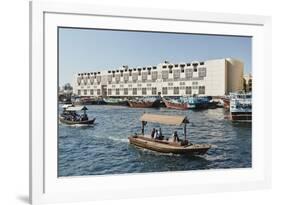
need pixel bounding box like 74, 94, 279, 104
172, 131, 180, 142
158, 128, 164, 140
151, 128, 156, 138
154, 129, 158, 139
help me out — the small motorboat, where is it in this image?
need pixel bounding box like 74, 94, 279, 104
128, 113, 211, 155
59, 105, 95, 125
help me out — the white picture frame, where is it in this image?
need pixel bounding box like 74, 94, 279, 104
30, 1, 272, 204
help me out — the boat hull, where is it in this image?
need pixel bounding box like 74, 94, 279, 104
128, 101, 154, 108
128, 136, 211, 155
59, 117, 96, 125
230, 112, 252, 122
163, 99, 188, 110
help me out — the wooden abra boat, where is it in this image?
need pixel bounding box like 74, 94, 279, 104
162, 98, 188, 110
128, 100, 155, 108
128, 97, 160, 108
128, 113, 211, 155
59, 105, 96, 125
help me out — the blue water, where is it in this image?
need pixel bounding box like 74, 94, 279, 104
58, 105, 251, 177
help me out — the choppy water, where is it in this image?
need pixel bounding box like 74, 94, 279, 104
58, 105, 251, 177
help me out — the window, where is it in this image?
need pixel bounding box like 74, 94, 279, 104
185, 69, 193, 78
97, 89, 101, 95
152, 71, 158, 80
152, 87, 157, 95
162, 87, 168, 95
186, 86, 192, 95
162, 71, 169, 79
108, 89, 112, 95
77, 89, 81, 95
77, 77, 81, 86
90, 89, 94, 95
84, 89, 87, 95
107, 75, 112, 83
200, 62, 204, 65
90, 76, 94, 85
123, 73, 129, 81
132, 73, 138, 82
193, 68, 197, 72
162, 65, 167, 69
142, 72, 148, 81
97, 76, 101, 82
174, 64, 178, 67
173, 70, 180, 79
83, 78, 88, 85
115, 74, 120, 83
174, 87, 179, 94
124, 88, 128, 95
116, 88, 120, 95
138, 70, 141, 76
199, 86, 205, 94
133, 88, 137, 95
169, 68, 173, 74
199, 67, 207, 77
142, 88, 147, 95
186, 63, 191, 66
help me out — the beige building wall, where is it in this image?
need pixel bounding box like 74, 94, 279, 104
204, 59, 227, 96
72, 58, 244, 97
226, 58, 244, 93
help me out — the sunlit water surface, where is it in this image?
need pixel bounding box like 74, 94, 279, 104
58, 105, 251, 176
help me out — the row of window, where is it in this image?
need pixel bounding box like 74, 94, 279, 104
78, 86, 205, 96
77, 68, 207, 86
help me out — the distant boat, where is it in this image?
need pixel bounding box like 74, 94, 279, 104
73, 97, 105, 105
229, 92, 252, 122
128, 97, 160, 108
103, 97, 128, 106
128, 113, 211, 155
59, 105, 96, 125
162, 98, 188, 110
163, 96, 216, 110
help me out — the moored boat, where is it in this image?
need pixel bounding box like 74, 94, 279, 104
128, 113, 212, 155
162, 98, 188, 110
103, 97, 128, 106
229, 92, 252, 122
59, 105, 96, 125
128, 97, 160, 108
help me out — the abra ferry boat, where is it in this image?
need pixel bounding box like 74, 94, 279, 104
128, 113, 211, 155
59, 105, 96, 125
229, 92, 252, 122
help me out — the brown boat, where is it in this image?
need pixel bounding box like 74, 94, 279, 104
128, 113, 211, 155
162, 98, 188, 110
128, 98, 160, 108
128, 100, 154, 108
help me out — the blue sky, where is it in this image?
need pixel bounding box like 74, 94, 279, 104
59, 28, 252, 85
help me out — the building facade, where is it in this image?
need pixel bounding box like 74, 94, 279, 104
243, 73, 252, 92
72, 58, 244, 97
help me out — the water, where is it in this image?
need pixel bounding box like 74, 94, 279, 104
58, 105, 252, 177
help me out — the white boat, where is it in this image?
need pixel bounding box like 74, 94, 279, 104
229, 92, 252, 122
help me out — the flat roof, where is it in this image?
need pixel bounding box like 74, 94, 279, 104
140, 113, 189, 125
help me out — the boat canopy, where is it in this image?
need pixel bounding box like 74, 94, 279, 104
62, 104, 73, 109
66, 106, 88, 111
140, 113, 189, 125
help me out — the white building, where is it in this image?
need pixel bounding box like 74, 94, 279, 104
72, 58, 244, 97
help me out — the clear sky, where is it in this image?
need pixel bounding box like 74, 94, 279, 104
59, 28, 252, 85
